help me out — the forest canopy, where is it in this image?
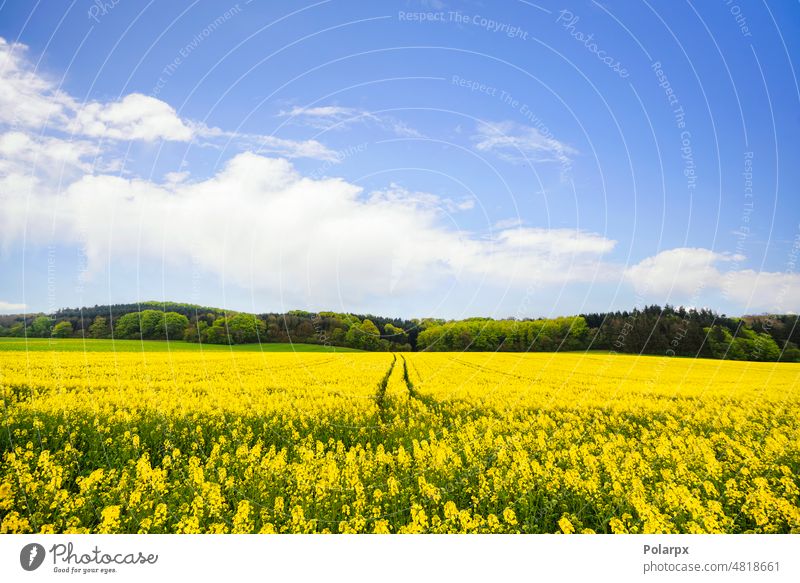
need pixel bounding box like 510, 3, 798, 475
0, 302, 797, 362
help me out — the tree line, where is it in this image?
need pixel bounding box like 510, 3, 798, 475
582, 305, 799, 362
0, 302, 797, 362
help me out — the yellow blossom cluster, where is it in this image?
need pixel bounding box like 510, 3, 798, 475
1, 349, 798, 533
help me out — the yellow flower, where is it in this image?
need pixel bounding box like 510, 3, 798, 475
232, 500, 254, 533
0, 349, 797, 534
502, 508, 517, 526
98, 505, 121, 534
0, 482, 13, 511
558, 517, 575, 534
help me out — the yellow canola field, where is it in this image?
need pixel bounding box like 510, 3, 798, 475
1, 350, 798, 534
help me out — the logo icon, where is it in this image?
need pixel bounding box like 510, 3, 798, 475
20, 543, 46, 571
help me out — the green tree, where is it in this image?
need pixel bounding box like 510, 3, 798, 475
330, 327, 346, 346
752, 333, 780, 361
163, 312, 190, 340
29, 315, 53, 338
705, 325, 747, 360
184, 320, 208, 342
88, 316, 110, 339
204, 319, 232, 344
139, 310, 165, 339
383, 323, 407, 343
350, 319, 382, 351
781, 342, 800, 362
114, 312, 141, 339
51, 321, 73, 338
361, 318, 381, 350
226, 313, 265, 344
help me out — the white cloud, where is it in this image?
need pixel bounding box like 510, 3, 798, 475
0, 131, 98, 176
0, 300, 26, 312
194, 124, 339, 161
164, 171, 189, 184
254, 135, 339, 162
493, 217, 523, 230
625, 248, 735, 297
497, 228, 615, 255
472, 227, 618, 286
722, 270, 800, 313
625, 247, 800, 312
370, 183, 474, 213
279, 105, 361, 119
0, 38, 73, 128
68, 93, 193, 142
0, 152, 617, 305
386, 119, 423, 138
0, 39, 187, 142
279, 104, 422, 137
0, 37, 338, 160
278, 105, 375, 127
473, 120, 576, 166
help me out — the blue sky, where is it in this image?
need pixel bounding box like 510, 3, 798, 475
0, 0, 798, 318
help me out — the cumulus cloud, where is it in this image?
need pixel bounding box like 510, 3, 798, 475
472, 227, 619, 287
0, 38, 73, 128
0, 131, 97, 175
0, 37, 338, 160
0, 131, 109, 240
625, 247, 800, 312
625, 248, 739, 297
0, 152, 617, 304
472, 120, 577, 166
68, 93, 193, 142
497, 228, 615, 256
0, 39, 187, 142
722, 270, 800, 313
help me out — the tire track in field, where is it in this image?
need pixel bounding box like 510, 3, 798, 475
400, 355, 443, 415
374, 354, 396, 424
